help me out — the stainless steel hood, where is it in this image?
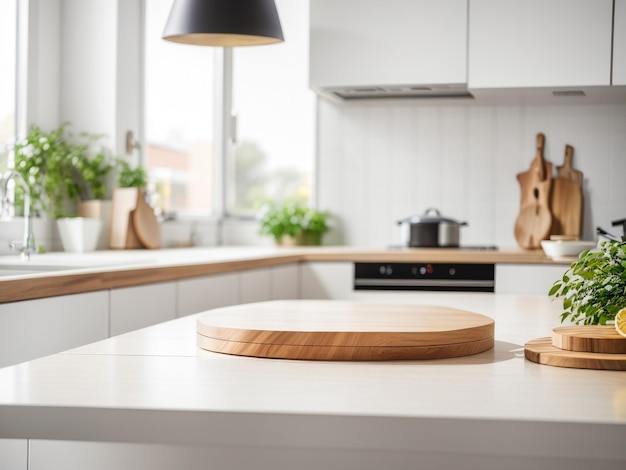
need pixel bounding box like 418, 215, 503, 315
318, 83, 474, 101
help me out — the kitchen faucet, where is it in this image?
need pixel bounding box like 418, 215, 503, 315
1, 171, 37, 260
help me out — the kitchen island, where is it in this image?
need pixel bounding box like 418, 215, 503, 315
0, 293, 624, 470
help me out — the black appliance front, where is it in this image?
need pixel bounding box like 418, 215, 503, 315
354, 262, 495, 293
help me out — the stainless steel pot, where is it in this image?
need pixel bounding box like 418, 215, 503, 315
397, 208, 468, 248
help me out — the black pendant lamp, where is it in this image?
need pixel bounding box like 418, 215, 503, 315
162, 0, 284, 47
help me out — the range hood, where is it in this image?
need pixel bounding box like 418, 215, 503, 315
318, 84, 474, 101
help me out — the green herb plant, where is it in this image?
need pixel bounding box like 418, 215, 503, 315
549, 239, 626, 325
258, 202, 330, 245
12, 123, 113, 218
116, 159, 148, 188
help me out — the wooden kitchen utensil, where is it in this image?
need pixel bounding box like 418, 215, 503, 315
132, 194, 161, 249
514, 133, 553, 249
109, 188, 143, 249
549, 145, 583, 238
197, 300, 495, 361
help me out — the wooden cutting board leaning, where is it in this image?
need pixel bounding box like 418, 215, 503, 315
514, 133, 553, 249
549, 145, 583, 239
110, 188, 161, 249
514, 134, 585, 249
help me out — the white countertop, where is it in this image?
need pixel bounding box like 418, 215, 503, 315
0, 293, 624, 465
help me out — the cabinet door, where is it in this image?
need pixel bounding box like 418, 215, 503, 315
0, 439, 27, 470
468, 0, 613, 88
615, 0, 626, 85
0, 292, 109, 368
310, 0, 467, 89
110, 282, 177, 336
300, 262, 354, 300
177, 273, 239, 317
495, 264, 567, 295
240, 268, 271, 304
270, 264, 299, 300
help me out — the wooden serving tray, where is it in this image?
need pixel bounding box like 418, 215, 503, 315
552, 326, 626, 354
196, 300, 494, 361
525, 337, 626, 371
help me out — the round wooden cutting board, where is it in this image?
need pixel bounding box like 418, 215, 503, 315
552, 326, 626, 354
524, 337, 626, 371
196, 300, 494, 361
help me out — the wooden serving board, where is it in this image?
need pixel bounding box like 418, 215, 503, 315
550, 145, 583, 238
552, 326, 626, 354
132, 194, 161, 249
525, 337, 626, 371
514, 133, 553, 249
196, 300, 494, 361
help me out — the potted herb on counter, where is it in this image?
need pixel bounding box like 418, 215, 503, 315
549, 239, 626, 325
258, 202, 330, 246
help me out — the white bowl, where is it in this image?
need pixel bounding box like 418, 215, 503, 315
540, 240, 597, 259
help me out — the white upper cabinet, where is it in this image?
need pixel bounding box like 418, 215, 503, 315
615, 0, 626, 85
310, 0, 468, 97
468, 0, 613, 89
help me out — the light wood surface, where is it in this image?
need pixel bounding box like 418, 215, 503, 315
196, 300, 494, 360
552, 326, 626, 354
524, 337, 626, 371
550, 145, 583, 238
132, 195, 161, 249
514, 133, 553, 249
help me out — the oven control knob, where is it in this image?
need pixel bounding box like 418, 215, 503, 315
449, 267, 456, 276
419, 266, 427, 275
379, 265, 393, 275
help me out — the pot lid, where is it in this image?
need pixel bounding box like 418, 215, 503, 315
397, 208, 468, 226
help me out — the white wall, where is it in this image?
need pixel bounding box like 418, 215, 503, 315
317, 100, 626, 248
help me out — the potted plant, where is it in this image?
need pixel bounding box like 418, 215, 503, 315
549, 239, 626, 325
301, 207, 330, 246
258, 202, 330, 246
12, 124, 114, 252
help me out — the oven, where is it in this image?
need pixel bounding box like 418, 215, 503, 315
354, 262, 495, 293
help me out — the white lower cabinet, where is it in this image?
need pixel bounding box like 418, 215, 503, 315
0, 292, 109, 368
495, 264, 568, 295
300, 262, 353, 300
177, 272, 240, 317
270, 264, 299, 300
239, 267, 272, 304
109, 282, 177, 336
0, 439, 27, 470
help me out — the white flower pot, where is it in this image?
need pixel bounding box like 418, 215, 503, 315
57, 217, 102, 253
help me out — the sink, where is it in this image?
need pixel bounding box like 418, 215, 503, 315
0, 264, 78, 277
0, 254, 158, 278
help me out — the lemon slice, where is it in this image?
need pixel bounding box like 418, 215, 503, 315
616, 308, 626, 338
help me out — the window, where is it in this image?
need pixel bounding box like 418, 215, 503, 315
0, 0, 17, 171
229, 0, 314, 216
144, 0, 216, 217
143, 0, 314, 219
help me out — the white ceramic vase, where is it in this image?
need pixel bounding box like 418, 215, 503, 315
57, 217, 102, 253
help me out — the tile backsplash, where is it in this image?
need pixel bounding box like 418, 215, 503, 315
316, 100, 626, 248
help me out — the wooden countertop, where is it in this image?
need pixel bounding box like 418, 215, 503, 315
0, 294, 623, 467
0, 246, 565, 303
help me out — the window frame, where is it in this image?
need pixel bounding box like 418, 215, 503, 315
139, 0, 314, 223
